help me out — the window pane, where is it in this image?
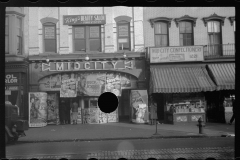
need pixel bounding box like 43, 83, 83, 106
90, 26, 100, 38
154, 23, 161, 34
155, 22, 167, 34
180, 38, 183, 46
155, 35, 161, 46
75, 27, 85, 39
17, 36, 22, 55
45, 39, 56, 52
89, 39, 101, 51
5, 36, 8, 53
208, 21, 220, 33
44, 26, 55, 39
161, 23, 167, 34
161, 35, 168, 46
75, 39, 86, 52
118, 25, 129, 37
119, 43, 129, 50
185, 22, 192, 33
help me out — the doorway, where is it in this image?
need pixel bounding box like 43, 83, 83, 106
119, 89, 130, 122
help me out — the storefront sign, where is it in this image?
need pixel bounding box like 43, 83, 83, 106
41, 60, 133, 72
131, 90, 149, 124
63, 14, 106, 25
29, 92, 48, 127
5, 73, 19, 84
150, 46, 204, 63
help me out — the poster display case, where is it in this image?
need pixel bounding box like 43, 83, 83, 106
224, 97, 234, 124
165, 94, 206, 124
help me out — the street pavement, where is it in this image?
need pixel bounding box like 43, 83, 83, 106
17, 122, 235, 143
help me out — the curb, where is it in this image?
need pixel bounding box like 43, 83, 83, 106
16, 135, 223, 144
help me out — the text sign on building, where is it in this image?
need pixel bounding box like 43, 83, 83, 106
63, 15, 106, 25
150, 46, 204, 63
5, 73, 19, 84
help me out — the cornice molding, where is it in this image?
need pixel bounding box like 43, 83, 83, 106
114, 16, 132, 23
6, 11, 25, 17
228, 16, 235, 26
149, 17, 173, 28
40, 17, 59, 24
202, 13, 226, 27
174, 15, 198, 27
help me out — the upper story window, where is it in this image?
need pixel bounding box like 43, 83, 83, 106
154, 22, 168, 47
73, 25, 101, 52
229, 16, 235, 43
43, 22, 56, 53
16, 17, 23, 55
114, 16, 132, 51
117, 21, 130, 51
5, 16, 9, 54
207, 21, 221, 45
179, 22, 193, 46
149, 17, 172, 47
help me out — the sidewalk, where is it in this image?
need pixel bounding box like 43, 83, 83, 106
18, 122, 235, 143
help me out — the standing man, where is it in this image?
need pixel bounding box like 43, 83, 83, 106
150, 99, 158, 125
229, 97, 235, 125
71, 100, 79, 125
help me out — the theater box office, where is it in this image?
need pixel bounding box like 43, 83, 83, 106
28, 53, 147, 126
148, 46, 217, 124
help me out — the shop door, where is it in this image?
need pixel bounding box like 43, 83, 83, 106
119, 89, 130, 122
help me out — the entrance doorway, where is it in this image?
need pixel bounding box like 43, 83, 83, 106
119, 89, 130, 122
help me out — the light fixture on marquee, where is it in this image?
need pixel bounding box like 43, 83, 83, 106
85, 55, 90, 61
123, 52, 127, 58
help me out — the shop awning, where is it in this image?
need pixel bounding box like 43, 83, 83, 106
150, 65, 216, 93
207, 63, 235, 90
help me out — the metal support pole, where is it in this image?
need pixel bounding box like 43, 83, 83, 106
153, 119, 160, 136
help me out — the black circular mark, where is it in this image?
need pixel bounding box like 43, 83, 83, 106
176, 158, 187, 160
0, 0, 10, 3
88, 158, 98, 160
116, 0, 128, 3
147, 158, 157, 160
206, 158, 216, 160
118, 158, 128, 160
28, 0, 39, 3
86, 0, 99, 3
57, 0, 69, 3
98, 92, 118, 113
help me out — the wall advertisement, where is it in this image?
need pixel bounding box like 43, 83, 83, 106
60, 73, 77, 97
130, 90, 149, 124
46, 93, 59, 125
105, 73, 121, 96
29, 92, 48, 127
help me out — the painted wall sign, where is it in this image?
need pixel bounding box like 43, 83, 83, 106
63, 14, 106, 25
41, 60, 134, 72
150, 46, 204, 63
5, 73, 19, 84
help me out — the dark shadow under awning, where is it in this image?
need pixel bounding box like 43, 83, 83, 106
207, 63, 235, 90
150, 65, 216, 93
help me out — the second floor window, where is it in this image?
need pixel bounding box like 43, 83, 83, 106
117, 21, 130, 51
5, 16, 9, 54
73, 25, 101, 52
17, 17, 23, 55
43, 22, 56, 53
207, 21, 222, 55
179, 21, 193, 46
154, 22, 168, 47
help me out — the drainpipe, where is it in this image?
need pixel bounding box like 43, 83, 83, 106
132, 7, 135, 52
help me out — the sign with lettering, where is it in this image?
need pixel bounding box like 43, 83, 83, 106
5, 73, 19, 84
150, 46, 204, 63
63, 15, 106, 25
41, 60, 134, 72
44, 27, 55, 39
75, 27, 84, 39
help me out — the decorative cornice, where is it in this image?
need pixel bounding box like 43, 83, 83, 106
174, 15, 198, 27
6, 11, 25, 17
228, 16, 235, 26
149, 17, 173, 28
40, 17, 59, 24
202, 13, 226, 27
114, 16, 132, 23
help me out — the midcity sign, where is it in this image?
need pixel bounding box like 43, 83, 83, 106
41, 60, 134, 72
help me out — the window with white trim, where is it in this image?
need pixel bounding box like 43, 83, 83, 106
154, 22, 168, 47
117, 21, 130, 51
207, 21, 222, 55
179, 21, 193, 46
16, 17, 23, 55
43, 22, 57, 53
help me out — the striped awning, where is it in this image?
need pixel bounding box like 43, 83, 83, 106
150, 65, 216, 93
207, 63, 235, 90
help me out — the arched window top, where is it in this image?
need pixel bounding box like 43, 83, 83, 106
114, 16, 132, 23
149, 17, 172, 28
229, 16, 235, 26
202, 13, 225, 27
40, 17, 59, 24
174, 15, 197, 27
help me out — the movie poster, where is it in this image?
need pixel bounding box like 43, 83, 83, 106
29, 92, 48, 127
77, 107, 82, 124
105, 73, 121, 96
98, 109, 108, 124
50, 74, 61, 90
107, 109, 118, 122
39, 77, 50, 91
121, 74, 131, 88
77, 73, 106, 96
89, 108, 99, 124
46, 93, 59, 125
131, 90, 149, 123
60, 73, 77, 97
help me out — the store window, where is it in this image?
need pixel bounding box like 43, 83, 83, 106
154, 22, 168, 47
73, 25, 101, 52
16, 17, 23, 55
43, 22, 57, 53
5, 16, 9, 54
179, 21, 193, 46
117, 21, 130, 51
207, 21, 222, 55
